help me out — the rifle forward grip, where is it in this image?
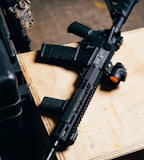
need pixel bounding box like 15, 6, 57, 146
67, 21, 92, 38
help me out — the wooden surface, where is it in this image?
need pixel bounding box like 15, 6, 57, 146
17, 28, 144, 160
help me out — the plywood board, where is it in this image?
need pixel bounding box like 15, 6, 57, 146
17, 28, 144, 160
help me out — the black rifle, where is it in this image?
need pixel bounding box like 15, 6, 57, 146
37, 0, 139, 159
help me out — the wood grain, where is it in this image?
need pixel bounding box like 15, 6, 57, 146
17, 28, 144, 160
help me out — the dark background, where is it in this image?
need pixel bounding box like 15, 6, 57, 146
28, 0, 144, 51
